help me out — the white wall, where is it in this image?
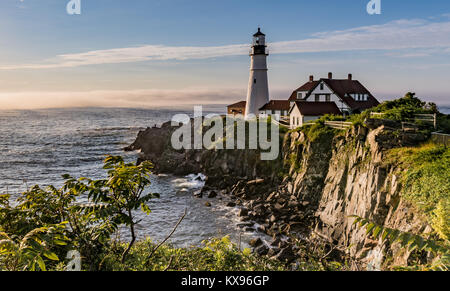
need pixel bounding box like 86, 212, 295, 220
303, 81, 350, 113
290, 106, 303, 129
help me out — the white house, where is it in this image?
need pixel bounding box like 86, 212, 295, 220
288, 73, 379, 115
289, 101, 341, 129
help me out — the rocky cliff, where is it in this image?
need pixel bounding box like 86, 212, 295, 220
280, 121, 431, 269
126, 118, 433, 270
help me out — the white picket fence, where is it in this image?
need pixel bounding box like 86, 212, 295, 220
324, 121, 353, 130
370, 112, 437, 129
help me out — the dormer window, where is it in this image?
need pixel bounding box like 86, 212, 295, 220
297, 92, 302, 99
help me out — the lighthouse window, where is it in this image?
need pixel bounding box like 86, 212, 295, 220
254, 79, 257, 84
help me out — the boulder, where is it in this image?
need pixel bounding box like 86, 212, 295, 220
207, 191, 217, 198
249, 238, 263, 248
238, 208, 249, 217
267, 247, 280, 257
272, 247, 295, 262
253, 244, 269, 256
193, 190, 203, 198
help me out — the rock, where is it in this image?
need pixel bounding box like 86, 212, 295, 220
249, 238, 263, 247
272, 247, 295, 262
247, 179, 265, 185
226, 201, 236, 207
238, 208, 249, 217
193, 190, 203, 198
237, 222, 254, 228
204, 202, 211, 207
274, 203, 284, 211
207, 191, 217, 198
267, 247, 280, 257
270, 238, 282, 247
269, 215, 277, 223
244, 227, 255, 232
257, 224, 267, 233
254, 244, 269, 256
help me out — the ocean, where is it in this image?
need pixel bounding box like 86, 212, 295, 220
0, 106, 259, 248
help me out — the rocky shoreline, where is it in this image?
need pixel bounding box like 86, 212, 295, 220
125, 118, 431, 269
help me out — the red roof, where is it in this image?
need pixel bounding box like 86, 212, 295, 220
227, 101, 246, 108
292, 101, 341, 116
288, 77, 379, 111
288, 81, 319, 101
322, 79, 379, 111
259, 100, 291, 111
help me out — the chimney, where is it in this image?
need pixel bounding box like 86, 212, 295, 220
309, 75, 314, 82
348, 74, 353, 80
328, 72, 333, 79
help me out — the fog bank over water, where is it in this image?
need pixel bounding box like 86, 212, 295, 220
0, 89, 448, 111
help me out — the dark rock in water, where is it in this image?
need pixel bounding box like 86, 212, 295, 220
272, 247, 295, 262
257, 224, 267, 233
226, 201, 236, 207
254, 244, 269, 256
207, 191, 217, 198
193, 190, 203, 198
237, 222, 254, 228
238, 208, 249, 217
249, 238, 263, 247
204, 202, 211, 207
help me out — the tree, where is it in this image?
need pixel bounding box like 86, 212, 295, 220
87, 156, 159, 263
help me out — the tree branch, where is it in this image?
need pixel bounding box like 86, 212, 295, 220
147, 208, 187, 260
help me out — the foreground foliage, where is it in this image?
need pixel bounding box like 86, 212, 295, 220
0, 156, 157, 271
352, 216, 449, 271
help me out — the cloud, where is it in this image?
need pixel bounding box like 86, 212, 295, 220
0, 88, 246, 110
2, 18, 450, 70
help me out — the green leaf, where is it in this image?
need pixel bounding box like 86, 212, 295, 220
366, 223, 376, 235
43, 251, 59, 261
36, 256, 46, 271
382, 229, 392, 241
372, 226, 383, 239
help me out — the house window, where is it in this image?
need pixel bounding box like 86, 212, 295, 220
297, 92, 302, 99
320, 83, 324, 90
315, 94, 320, 102
325, 94, 331, 102
254, 79, 256, 84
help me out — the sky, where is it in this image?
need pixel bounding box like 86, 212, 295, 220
0, 0, 450, 109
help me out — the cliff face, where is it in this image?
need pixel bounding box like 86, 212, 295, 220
127, 119, 431, 269
125, 121, 283, 187
281, 122, 430, 268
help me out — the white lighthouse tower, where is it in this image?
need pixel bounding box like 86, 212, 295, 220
245, 28, 270, 118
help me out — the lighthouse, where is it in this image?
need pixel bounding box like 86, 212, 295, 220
245, 28, 270, 118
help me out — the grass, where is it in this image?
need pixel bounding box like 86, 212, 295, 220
387, 142, 450, 240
